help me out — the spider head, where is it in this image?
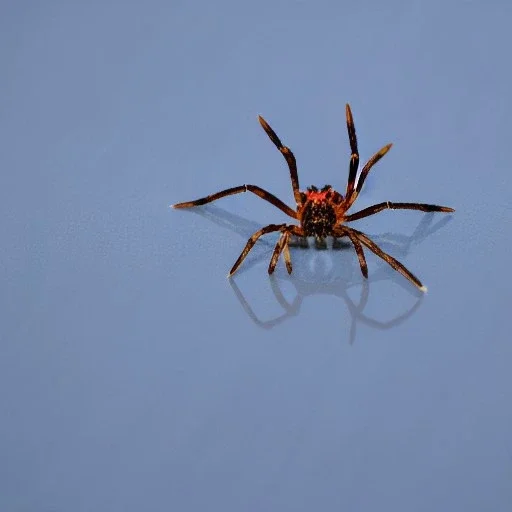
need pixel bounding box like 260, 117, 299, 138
305, 184, 332, 202
302, 185, 344, 205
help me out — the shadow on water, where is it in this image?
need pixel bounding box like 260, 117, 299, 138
178, 205, 452, 342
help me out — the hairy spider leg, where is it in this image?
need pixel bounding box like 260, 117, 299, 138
258, 116, 302, 206
229, 223, 289, 276
343, 202, 455, 222
268, 225, 307, 274
283, 238, 292, 274
345, 104, 360, 200
173, 184, 297, 219
269, 231, 292, 274
346, 144, 393, 208
346, 227, 426, 291
335, 227, 368, 278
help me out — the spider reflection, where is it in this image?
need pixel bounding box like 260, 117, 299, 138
229, 277, 422, 344
182, 205, 451, 343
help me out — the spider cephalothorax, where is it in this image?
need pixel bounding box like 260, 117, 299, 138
173, 104, 454, 291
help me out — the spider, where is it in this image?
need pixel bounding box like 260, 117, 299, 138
173, 104, 454, 291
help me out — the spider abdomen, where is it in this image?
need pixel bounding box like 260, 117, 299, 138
301, 200, 337, 237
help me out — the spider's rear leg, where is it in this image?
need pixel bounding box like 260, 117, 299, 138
268, 231, 292, 274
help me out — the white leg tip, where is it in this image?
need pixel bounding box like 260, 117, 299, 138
420, 285, 428, 293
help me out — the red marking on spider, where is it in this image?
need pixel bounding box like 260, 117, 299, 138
306, 190, 331, 202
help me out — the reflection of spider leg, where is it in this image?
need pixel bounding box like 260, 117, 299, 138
347, 279, 370, 345
228, 278, 301, 329
230, 279, 282, 329
339, 279, 423, 343
363, 213, 453, 258
178, 204, 265, 241
269, 277, 296, 312
230, 273, 424, 342
357, 295, 423, 331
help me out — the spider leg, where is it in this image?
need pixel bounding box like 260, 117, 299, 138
173, 184, 297, 219
346, 227, 427, 292
229, 223, 288, 276
268, 234, 285, 274
289, 225, 307, 238
344, 201, 455, 222
258, 116, 302, 206
283, 238, 293, 274
268, 231, 292, 274
347, 143, 393, 207
345, 104, 360, 200
335, 227, 368, 278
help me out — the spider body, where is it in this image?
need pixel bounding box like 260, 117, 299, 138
300, 185, 342, 238
173, 104, 454, 291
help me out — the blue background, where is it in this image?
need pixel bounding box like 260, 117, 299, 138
2, 1, 511, 510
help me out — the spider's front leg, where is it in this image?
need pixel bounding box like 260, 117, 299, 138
229, 223, 289, 276
268, 225, 307, 274
268, 231, 292, 274
258, 116, 302, 206
267, 225, 305, 275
